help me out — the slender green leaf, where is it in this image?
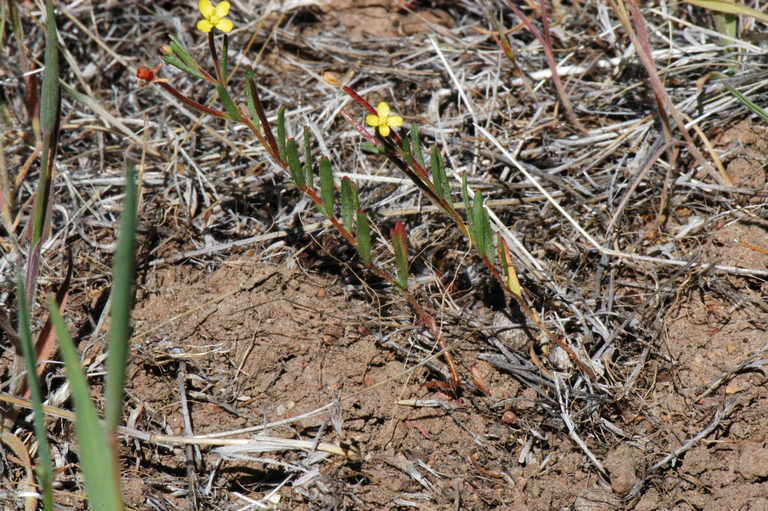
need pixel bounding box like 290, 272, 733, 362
411, 125, 424, 169
471, 192, 484, 255
430, 147, 449, 202
480, 205, 494, 264
400, 136, 411, 161
16, 275, 54, 511
221, 34, 229, 82
340, 178, 358, 232
244, 70, 262, 128
277, 106, 287, 160
685, 0, 768, 24
361, 142, 383, 154
49, 299, 123, 511
356, 211, 371, 265
104, 164, 137, 434
161, 54, 204, 80
285, 139, 304, 187
391, 222, 409, 289
167, 35, 199, 72
319, 158, 334, 217
726, 85, 768, 123
215, 83, 240, 122
303, 128, 313, 186
32, 0, 60, 248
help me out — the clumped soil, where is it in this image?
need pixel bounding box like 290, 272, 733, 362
1, 1, 768, 510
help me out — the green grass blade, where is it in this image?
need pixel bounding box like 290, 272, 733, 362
32, 0, 60, 248
104, 164, 137, 434
356, 211, 372, 265
16, 275, 54, 511
319, 158, 334, 217
725, 85, 768, 123
49, 299, 123, 510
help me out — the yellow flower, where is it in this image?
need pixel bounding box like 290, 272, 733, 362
196, 0, 233, 33
366, 102, 403, 137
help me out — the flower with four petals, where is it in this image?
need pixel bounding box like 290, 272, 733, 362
366, 102, 403, 137
196, 0, 233, 33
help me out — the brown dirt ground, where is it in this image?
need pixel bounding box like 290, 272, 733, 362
2, 1, 768, 511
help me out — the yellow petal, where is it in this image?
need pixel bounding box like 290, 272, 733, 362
365, 114, 380, 127
387, 115, 403, 127
197, 19, 214, 32
215, 17, 233, 32
215, 1, 230, 16
376, 102, 390, 117
379, 125, 391, 137
199, 0, 214, 17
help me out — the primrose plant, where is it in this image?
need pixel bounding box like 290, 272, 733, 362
138, 0, 593, 389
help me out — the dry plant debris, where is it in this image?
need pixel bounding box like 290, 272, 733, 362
1, 0, 768, 509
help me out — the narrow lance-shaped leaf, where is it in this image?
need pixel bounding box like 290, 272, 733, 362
16, 275, 54, 511
285, 139, 304, 187
303, 127, 313, 186
340, 177, 358, 233
461, 174, 471, 225
471, 192, 485, 255
221, 33, 229, 82
277, 106, 287, 160
498, 236, 522, 299
167, 35, 200, 73
104, 164, 138, 434
411, 125, 424, 169
356, 211, 372, 265
391, 221, 409, 290
430, 146, 450, 202
164, 36, 205, 80
215, 83, 240, 122
244, 70, 262, 128
480, 202, 494, 264
32, 0, 60, 248
49, 299, 124, 511
319, 158, 334, 218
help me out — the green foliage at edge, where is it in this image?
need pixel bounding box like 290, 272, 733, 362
104, 165, 138, 434
49, 300, 124, 510
16, 276, 54, 511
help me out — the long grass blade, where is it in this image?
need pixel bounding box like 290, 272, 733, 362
49, 299, 124, 510
31, 0, 60, 248
104, 164, 138, 434
16, 275, 54, 511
